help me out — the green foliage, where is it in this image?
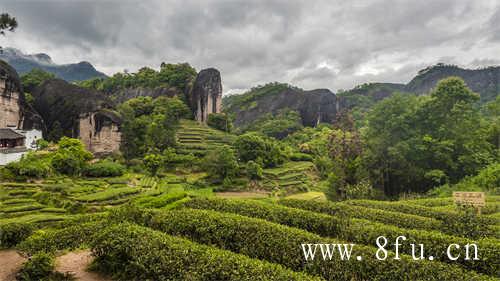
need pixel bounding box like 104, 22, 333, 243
75, 187, 139, 203
0, 222, 33, 248
36, 139, 50, 150
16, 252, 55, 281
79, 63, 196, 95
51, 137, 92, 176
134, 192, 187, 208
203, 145, 239, 182
5, 152, 53, 179
223, 82, 301, 112
207, 113, 233, 132
137, 209, 491, 280
278, 199, 499, 275
363, 78, 496, 196
0, 13, 17, 36
245, 160, 263, 180
234, 132, 285, 168
21, 68, 56, 93
244, 109, 303, 139
442, 204, 493, 239
119, 96, 189, 159
183, 197, 343, 237
91, 223, 318, 281
143, 153, 163, 176
83, 160, 125, 177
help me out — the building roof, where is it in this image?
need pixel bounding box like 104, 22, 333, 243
0, 128, 25, 140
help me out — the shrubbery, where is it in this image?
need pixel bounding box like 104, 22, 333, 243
16, 252, 55, 281
182, 197, 344, 237
83, 160, 125, 177
0, 222, 34, 248
5, 152, 53, 179
245, 160, 263, 180
279, 199, 499, 275
202, 145, 239, 182
91, 223, 319, 281
207, 113, 233, 132
51, 137, 93, 175
234, 132, 285, 168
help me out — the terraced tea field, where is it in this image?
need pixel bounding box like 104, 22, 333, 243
176, 119, 236, 156
1, 177, 498, 280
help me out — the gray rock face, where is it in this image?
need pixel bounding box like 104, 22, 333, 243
189, 68, 222, 122
406, 65, 500, 102
32, 79, 115, 138
230, 87, 338, 128
0, 59, 44, 131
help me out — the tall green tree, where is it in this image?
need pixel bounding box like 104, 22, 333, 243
0, 13, 17, 52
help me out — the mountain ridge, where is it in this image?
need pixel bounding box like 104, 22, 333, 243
0, 47, 107, 82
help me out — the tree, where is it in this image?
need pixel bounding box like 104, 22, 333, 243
0, 13, 17, 52
203, 145, 238, 182
51, 137, 92, 175
207, 113, 233, 132
234, 132, 285, 168
143, 153, 164, 176
21, 68, 56, 93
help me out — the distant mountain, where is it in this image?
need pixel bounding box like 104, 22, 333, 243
406, 64, 500, 103
223, 83, 339, 128
0, 48, 107, 82
224, 64, 500, 128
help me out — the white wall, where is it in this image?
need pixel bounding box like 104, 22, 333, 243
0, 151, 26, 166
15, 129, 43, 149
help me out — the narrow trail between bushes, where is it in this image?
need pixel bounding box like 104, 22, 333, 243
55, 250, 111, 281
0, 250, 26, 281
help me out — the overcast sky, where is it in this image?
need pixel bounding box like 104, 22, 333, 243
1, 0, 499, 94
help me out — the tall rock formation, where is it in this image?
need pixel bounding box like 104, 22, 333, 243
189, 68, 222, 122
32, 79, 121, 155
0, 60, 44, 130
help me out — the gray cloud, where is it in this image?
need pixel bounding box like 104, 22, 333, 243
0, 0, 499, 94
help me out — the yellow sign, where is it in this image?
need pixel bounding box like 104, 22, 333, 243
453, 192, 485, 207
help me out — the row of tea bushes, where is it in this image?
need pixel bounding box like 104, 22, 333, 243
183, 198, 498, 276
182, 197, 344, 237
279, 199, 499, 275
346, 199, 499, 224
91, 223, 322, 281
144, 208, 495, 281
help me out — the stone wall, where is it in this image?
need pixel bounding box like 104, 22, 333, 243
79, 112, 121, 155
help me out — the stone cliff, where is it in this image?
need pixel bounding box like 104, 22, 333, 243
189, 68, 222, 122
32, 79, 121, 154
0, 60, 44, 131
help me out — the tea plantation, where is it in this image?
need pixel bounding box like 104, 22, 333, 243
0, 175, 499, 280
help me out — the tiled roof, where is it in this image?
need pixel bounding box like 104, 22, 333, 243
0, 128, 25, 140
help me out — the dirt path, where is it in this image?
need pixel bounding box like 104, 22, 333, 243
216, 191, 270, 199
55, 250, 111, 281
0, 250, 26, 281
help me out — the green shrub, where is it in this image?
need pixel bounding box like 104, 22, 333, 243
234, 132, 285, 168
139, 208, 495, 281
202, 145, 239, 182
345, 199, 498, 227
5, 152, 53, 179
74, 187, 139, 203
91, 223, 320, 281
51, 137, 93, 175
245, 160, 263, 180
207, 113, 233, 132
0, 222, 34, 248
279, 199, 499, 275
289, 152, 313, 161
280, 199, 442, 231
182, 197, 344, 237
134, 192, 187, 208
83, 160, 125, 177
17, 252, 54, 281
442, 204, 495, 239
18, 221, 107, 255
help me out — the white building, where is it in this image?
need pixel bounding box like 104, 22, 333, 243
0, 128, 43, 166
